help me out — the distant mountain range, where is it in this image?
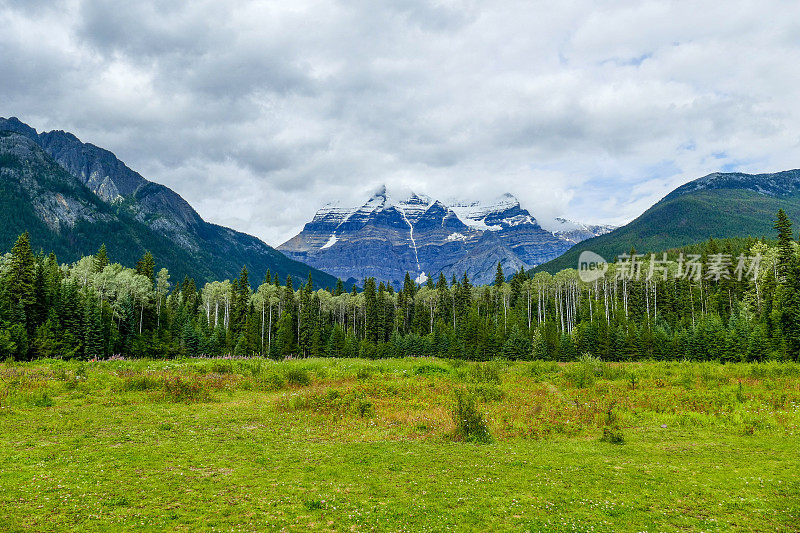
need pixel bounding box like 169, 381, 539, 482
6, 116, 796, 288
278, 187, 613, 285
538, 168, 800, 273
0, 117, 343, 288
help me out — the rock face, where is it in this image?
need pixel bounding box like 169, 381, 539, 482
279, 187, 613, 285
0, 118, 344, 287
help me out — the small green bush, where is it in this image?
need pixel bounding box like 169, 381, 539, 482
470, 383, 504, 402
353, 399, 375, 418
162, 376, 212, 402
29, 391, 54, 407
356, 366, 373, 380
122, 374, 161, 391
303, 499, 324, 511
467, 363, 502, 384
599, 402, 625, 445
259, 371, 286, 391
284, 368, 311, 386
452, 389, 492, 444
414, 363, 449, 376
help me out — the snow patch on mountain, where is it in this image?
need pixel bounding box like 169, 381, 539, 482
320, 233, 338, 249
448, 193, 522, 231
540, 217, 616, 244
446, 232, 468, 242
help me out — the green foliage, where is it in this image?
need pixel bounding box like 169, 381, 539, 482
0, 207, 799, 366
284, 367, 311, 386
452, 389, 492, 443
2, 358, 800, 529
414, 363, 449, 375
161, 375, 213, 403
538, 182, 800, 273
600, 402, 625, 444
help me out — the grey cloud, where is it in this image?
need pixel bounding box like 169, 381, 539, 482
2, 1, 800, 245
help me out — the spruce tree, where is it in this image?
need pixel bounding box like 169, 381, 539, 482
135, 251, 155, 281
94, 244, 109, 273
494, 262, 505, 288
775, 209, 793, 279
7, 232, 36, 308
276, 312, 295, 358
83, 296, 104, 359
364, 277, 378, 343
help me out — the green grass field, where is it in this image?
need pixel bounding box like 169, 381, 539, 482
1, 357, 799, 532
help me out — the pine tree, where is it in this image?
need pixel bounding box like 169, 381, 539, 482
364, 277, 378, 343
775, 209, 793, 280
83, 296, 104, 359
501, 326, 532, 360
276, 312, 295, 358
494, 262, 505, 288
135, 251, 155, 281
780, 254, 800, 360
334, 279, 344, 296
7, 232, 36, 309
94, 244, 109, 273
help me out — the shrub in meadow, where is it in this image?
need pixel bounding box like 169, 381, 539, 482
414, 363, 449, 376
121, 374, 161, 392
161, 375, 212, 402
467, 363, 502, 384
353, 398, 375, 418
452, 389, 492, 444
284, 367, 311, 386
600, 401, 625, 444
356, 366, 374, 381
29, 390, 54, 407
470, 383, 504, 402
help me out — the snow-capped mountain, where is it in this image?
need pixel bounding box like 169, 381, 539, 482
278, 187, 612, 285
540, 217, 617, 245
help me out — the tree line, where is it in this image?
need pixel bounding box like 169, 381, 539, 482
1, 210, 799, 361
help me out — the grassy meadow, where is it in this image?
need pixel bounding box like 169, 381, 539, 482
1, 357, 799, 532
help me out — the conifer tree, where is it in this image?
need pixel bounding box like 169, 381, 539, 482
276, 311, 295, 357
83, 296, 104, 359
94, 244, 109, 273
334, 278, 344, 296
775, 209, 793, 279
7, 232, 36, 309
494, 262, 505, 288
135, 251, 155, 281
364, 277, 378, 343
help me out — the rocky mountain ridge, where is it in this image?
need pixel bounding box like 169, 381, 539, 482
0, 117, 343, 287
279, 186, 613, 285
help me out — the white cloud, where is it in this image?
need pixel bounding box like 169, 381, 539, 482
2, 0, 800, 243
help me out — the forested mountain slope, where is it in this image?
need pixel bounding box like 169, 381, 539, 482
0, 118, 342, 288
536, 169, 800, 273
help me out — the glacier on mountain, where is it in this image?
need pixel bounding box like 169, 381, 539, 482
278, 187, 613, 286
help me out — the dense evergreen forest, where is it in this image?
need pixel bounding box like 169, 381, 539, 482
1, 211, 799, 362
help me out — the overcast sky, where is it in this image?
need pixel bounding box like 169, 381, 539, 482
2, 1, 800, 245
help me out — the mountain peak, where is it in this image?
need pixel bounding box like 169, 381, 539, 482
280, 188, 610, 284
668, 168, 800, 200
0, 116, 39, 139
